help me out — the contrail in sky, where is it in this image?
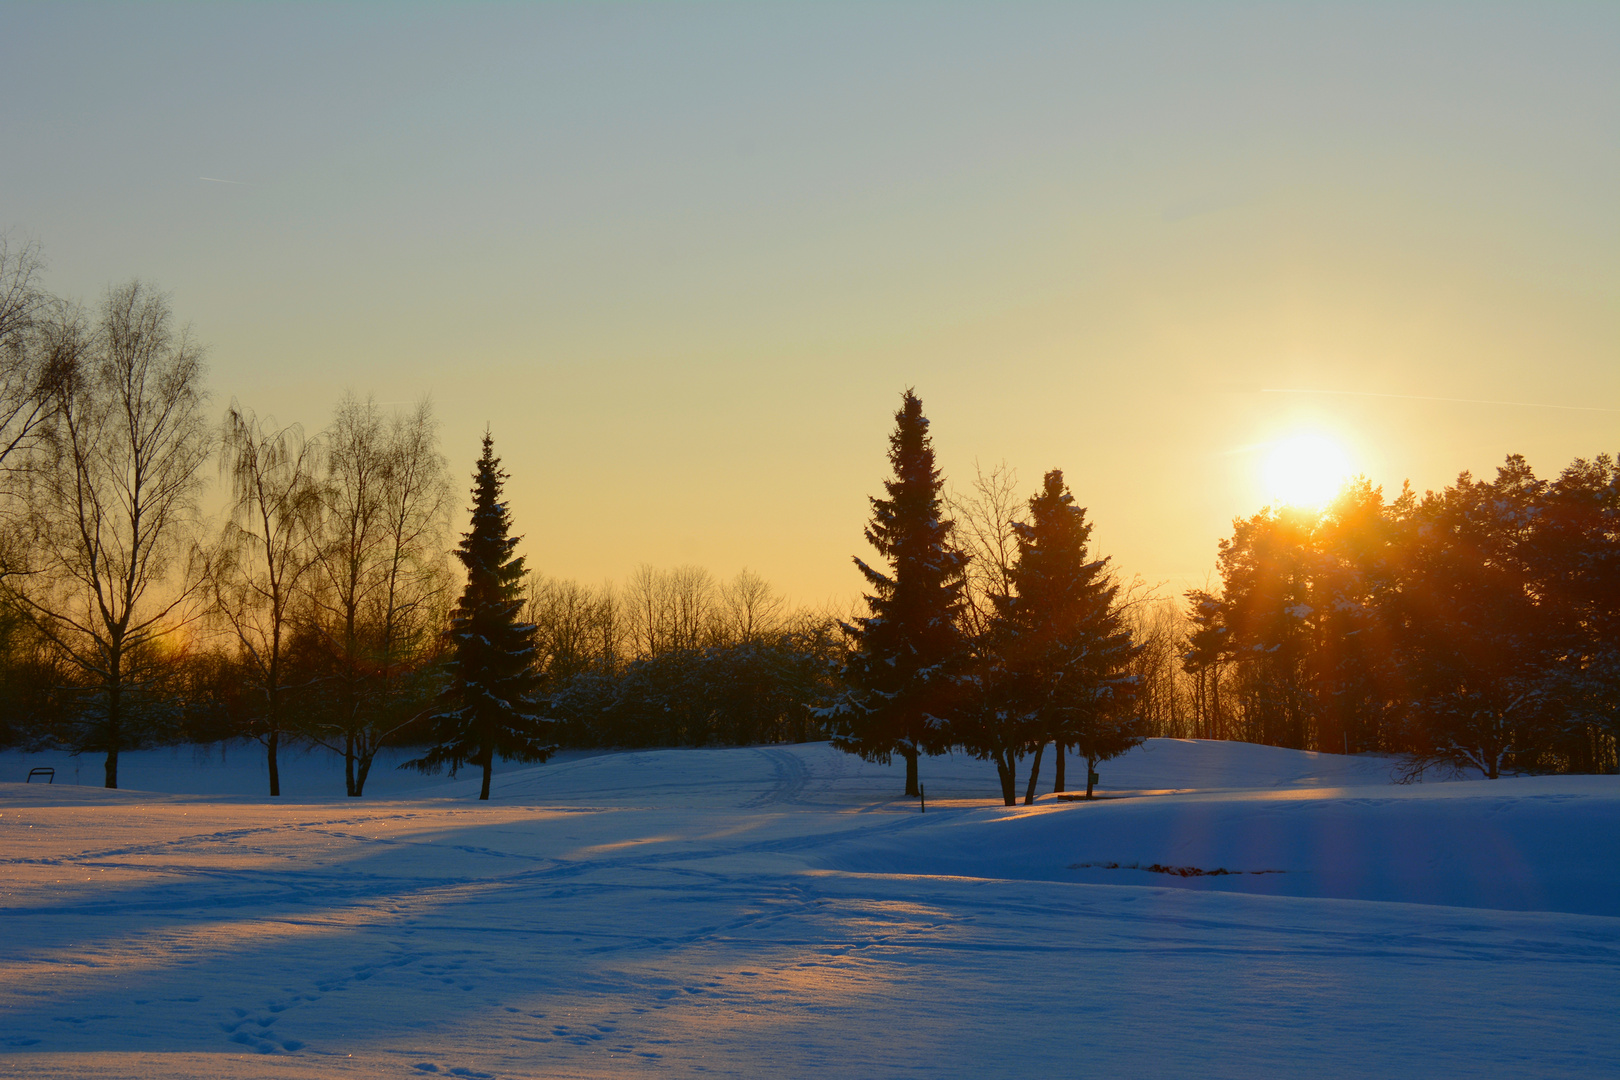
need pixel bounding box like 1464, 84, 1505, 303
1261, 388, 1620, 414
199, 176, 249, 185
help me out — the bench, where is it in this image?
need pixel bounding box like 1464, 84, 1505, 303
26, 767, 54, 784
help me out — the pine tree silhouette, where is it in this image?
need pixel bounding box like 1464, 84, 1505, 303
1000, 469, 1140, 800
831, 390, 966, 797
409, 433, 553, 799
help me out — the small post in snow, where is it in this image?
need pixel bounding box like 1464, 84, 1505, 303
919, 783, 925, 813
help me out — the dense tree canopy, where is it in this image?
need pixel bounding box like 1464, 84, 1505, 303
1185, 454, 1620, 777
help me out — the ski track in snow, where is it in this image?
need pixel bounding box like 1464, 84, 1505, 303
740, 747, 811, 808
0, 739, 1617, 1078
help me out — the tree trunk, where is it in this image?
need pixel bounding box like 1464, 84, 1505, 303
353, 749, 374, 797
104, 681, 122, 788
267, 727, 281, 797
994, 749, 1017, 806
480, 753, 493, 801
902, 746, 919, 798
1085, 753, 1098, 799
345, 731, 358, 797
1054, 744, 1066, 793
1024, 742, 1046, 805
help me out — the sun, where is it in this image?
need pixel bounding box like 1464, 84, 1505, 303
1262, 432, 1352, 509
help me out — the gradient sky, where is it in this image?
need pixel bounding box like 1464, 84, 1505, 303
3, 2, 1615, 608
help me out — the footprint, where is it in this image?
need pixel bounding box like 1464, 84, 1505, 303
228, 1031, 274, 1052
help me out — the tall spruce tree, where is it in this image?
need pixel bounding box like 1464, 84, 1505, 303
831, 390, 966, 797
409, 433, 552, 799
999, 470, 1140, 801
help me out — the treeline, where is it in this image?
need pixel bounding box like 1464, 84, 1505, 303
1184, 457, 1620, 778
530, 568, 841, 748
842, 401, 1620, 784
3, 241, 1613, 795
0, 242, 462, 792
0, 244, 843, 792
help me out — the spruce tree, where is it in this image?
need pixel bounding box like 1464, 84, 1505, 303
831, 390, 966, 797
409, 433, 552, 799
999, 469, 1140, 801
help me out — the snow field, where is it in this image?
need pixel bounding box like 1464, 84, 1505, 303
1, 739, 1616, 1078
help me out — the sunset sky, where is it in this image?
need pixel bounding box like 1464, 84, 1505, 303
2, 2, 1615, 608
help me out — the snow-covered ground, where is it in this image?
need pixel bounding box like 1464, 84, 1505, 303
1, 739, 1616, 1078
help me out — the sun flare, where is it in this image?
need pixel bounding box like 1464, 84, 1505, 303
1262, 432, 1352, 509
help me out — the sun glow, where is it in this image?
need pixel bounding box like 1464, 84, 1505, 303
1262, 432, 1352, 510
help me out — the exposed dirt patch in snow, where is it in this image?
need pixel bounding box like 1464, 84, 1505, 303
1068, 860, 1288, 877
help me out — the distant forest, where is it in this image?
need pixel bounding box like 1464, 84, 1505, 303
2, 242, 1616, 793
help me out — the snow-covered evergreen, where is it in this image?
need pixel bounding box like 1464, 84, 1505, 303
1000, 469, 1141, 799
827, 390, 966, 797
407, 433, 552, 799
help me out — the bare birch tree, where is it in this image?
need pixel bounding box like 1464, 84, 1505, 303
307, 394, 452, 795
668, 565, 717, 650
717, 568, 786, 644
945, 461, 1026, 640
623, 564, 724, 656
6, 282, 211, 787
1124, 594, 1193, 738
352, 398, 452, 794
213, 404, 323, 796
309, 392, 389, 783
0, 237, 70, 560
624, 564, 668, 658
945, 461, 1032, 801
528, 575, 621, 681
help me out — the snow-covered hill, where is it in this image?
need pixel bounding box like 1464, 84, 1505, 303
1, 739, 1616, 1078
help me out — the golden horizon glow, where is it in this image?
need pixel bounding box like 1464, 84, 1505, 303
3, 5, 1614, 601
1262, 432, 1353, 510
